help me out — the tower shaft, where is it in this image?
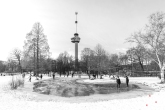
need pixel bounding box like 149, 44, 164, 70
75, 42, 78, 71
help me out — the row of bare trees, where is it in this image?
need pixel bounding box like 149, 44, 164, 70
3, 40, 158, 78
4, 22, 75, 77
80, 45, 151, 79
3, 43, 158, 77
80, 45, 109, 79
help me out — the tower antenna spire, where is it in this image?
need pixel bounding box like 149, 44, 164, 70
75, 12, 78, 33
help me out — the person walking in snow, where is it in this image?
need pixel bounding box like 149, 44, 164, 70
40, 74, 43, 79
29, 73, 32, 82
53, 73, 55, 79
125, 75, 129, 87
116, 76, 121, 89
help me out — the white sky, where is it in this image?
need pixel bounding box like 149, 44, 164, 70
0, 0, 165, 61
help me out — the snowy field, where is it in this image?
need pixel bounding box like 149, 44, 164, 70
0, 75, 165, 110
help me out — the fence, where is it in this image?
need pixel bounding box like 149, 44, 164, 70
112, 71, 160, 77
130, 71, 160, 77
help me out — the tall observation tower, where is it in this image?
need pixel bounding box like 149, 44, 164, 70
71, 12, 80, 72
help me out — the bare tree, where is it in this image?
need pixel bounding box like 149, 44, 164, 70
56, 51, 73, 77
0, 61, 6, 73
7, 48, 22, 73
94, 44, 106, 78
23, 22, 50, 76
6, 58, 17, 72
126, 45, 146, 71
119, 53, 128, 65
109, 53, 120, 72
128, 12, 165, 83
12, 48, 22, 73
81, 48, 93, 78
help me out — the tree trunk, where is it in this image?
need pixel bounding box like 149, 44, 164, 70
138, 57, 144, 71
60, 71, 61, 77
78, 71, 81, 78
33, 46, 36, 76
87, 70, 90, 79
67, 71, 69, 77
96, 71, 98, 78
160, 67, 165, 83
18, 61, 22, 74
36, 36, 39, 77
72, 71, 74, 77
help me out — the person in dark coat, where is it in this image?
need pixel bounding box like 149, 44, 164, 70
53, 73, 55, 79
22, 73, 25, 78
93, 74, 96, 79
126, 76, 129, 87
116, 76, 121, 89
29, 73, 32, 82
40, 74, 43, 79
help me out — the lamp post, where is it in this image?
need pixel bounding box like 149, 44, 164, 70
71, 12, 80, 73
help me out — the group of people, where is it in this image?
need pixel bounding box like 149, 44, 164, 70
28, 73, 56, 82
27, 72, 129, 88
116, 75, 129, 89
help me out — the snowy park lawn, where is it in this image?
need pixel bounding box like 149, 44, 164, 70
0, 75, 162, 103
0, 75, 165, 110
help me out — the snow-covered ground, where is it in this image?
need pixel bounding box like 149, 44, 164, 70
0, 75, 165, 110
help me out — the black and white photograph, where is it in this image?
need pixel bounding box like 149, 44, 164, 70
0, 0, 165, 110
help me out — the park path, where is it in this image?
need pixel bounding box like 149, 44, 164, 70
0, 75, 165, 110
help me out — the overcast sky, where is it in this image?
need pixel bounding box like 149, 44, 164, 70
0, 0, 165, 61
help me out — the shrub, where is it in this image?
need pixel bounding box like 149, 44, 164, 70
9, 75, 24, 89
